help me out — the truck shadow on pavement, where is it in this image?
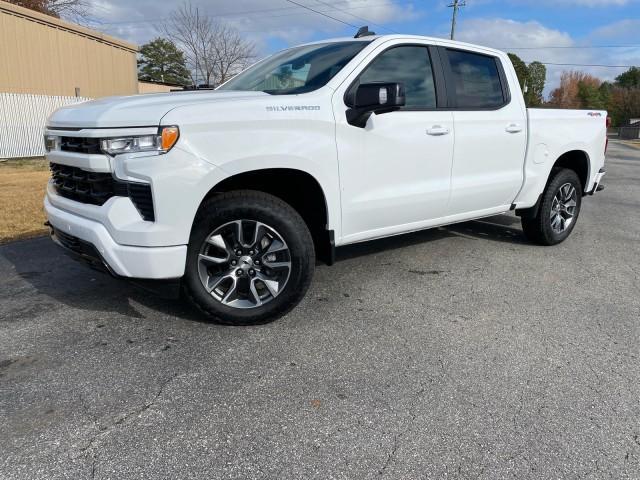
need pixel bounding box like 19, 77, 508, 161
336, 214, 528, 261
0, 236, 204, 323
0, 214, 528, 323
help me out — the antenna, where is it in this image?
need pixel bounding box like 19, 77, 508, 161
354, 26, 376, 38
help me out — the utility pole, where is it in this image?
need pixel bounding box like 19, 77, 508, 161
448, 0, 466, 40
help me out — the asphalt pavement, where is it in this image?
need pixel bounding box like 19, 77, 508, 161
1, 140, 639, 479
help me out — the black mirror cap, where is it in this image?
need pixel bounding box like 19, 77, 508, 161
346, 82, 406, 128
354, 82, 405, 109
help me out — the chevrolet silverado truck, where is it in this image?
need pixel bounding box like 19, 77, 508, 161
44, 32, 607, 325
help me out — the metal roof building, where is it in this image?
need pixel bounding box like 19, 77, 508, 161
0, 0, 138, 98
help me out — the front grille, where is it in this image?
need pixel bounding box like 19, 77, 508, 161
50, 163, 155, 221
50, 163, 118, 205
60, 137, 101, 154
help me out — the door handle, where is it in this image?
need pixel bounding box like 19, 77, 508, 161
426, 125, 450, 136
505, 123, 523, 133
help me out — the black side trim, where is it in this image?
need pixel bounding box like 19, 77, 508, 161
430, 45, 448, 109
127, 183, 155, 221
327, 230, 336, 266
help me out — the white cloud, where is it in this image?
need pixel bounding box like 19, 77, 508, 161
456, 18, 574, 50
79, 3, 639, 96
86, 0, 414, 50
455, 17, 639, 97
496, 0, 639, 8
590, 19, 640, 40
553, 0, 630, 5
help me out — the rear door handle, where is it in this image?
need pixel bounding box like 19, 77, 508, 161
505, 123, 523, 133
426, 125, 450, 136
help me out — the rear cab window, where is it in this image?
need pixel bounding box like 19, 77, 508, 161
444, 49, 508, 109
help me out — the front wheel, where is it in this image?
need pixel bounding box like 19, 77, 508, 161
521, 168, 582, 246
183, 190, 315, 325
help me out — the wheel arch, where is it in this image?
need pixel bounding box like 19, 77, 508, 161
194, 168, 335, 265
551, 149, 590, 195
517, 148, 590, 219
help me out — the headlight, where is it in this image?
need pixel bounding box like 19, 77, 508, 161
44, 134, 60, 152
100, 126, 180, 156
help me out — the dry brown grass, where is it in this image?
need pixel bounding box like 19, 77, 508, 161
0, 158, 50, 244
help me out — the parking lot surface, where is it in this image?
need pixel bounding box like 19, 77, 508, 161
1, 140, 639, 479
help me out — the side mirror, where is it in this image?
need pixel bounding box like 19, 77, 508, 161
346, 82, 405, 127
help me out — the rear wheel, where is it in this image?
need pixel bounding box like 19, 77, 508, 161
183, 191, 315, 325
521, 168, 582, 246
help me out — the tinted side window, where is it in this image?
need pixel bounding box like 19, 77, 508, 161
446, 49, 505, 108
358, 46, 436, 108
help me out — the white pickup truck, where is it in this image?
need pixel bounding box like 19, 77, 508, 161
44, 32, 607, 324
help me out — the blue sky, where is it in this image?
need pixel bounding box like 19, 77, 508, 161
88, 0, 640, 95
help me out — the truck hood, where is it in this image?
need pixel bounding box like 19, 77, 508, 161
47, 91, 270, 129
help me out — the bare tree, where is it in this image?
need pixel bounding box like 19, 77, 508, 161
6, 0, 90, 21
162, 1, 255, 87
161, 2, 214, 86
211, 23, 255, 85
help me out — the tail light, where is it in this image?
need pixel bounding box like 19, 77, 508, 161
605, 116, 611, 153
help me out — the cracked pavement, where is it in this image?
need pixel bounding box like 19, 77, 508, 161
1, 140, 639, 479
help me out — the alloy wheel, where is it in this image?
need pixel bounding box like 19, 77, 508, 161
197, 220, 292, 309
550, 182, 578, 234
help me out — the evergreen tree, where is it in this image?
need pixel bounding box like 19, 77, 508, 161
507, 53, 529, 91
508, 53, 546, 107
525, 61, 546, 107
577, 80, 607, 109
138, 38, 191, 86
615, 67, 640, 89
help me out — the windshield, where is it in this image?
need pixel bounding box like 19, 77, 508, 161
218, 41, 371, 95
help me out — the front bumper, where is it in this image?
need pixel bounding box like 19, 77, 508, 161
45, 196, 186, 279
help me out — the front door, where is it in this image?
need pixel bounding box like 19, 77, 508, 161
334, 43, 454, 244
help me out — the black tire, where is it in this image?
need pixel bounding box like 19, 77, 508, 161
521, 168, 582, 246
183, 190, 315, 325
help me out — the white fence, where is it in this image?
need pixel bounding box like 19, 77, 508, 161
0, 93, 90, 159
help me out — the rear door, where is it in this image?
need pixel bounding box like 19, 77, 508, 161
439, 47, 527, 215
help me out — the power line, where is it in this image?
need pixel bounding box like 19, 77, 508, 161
89, 0, 403, 27
536, 62, 636, 68
282, 0, 358, 28
505, 45, 640, 50
311, 0, 399, 34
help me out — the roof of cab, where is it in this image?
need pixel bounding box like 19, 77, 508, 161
300, 34, 506, 57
